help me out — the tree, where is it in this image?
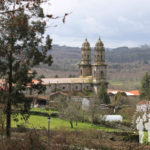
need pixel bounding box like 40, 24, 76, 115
68, 74, 76, 78
0, 1, 53, 137
112, 91, 127, 113
56, 96, 83, 128
97, 83, 110, 104
140, 72, 150, 101
55, 74, 59, 78
88, 97, 100, 124
0, 102, 6, 141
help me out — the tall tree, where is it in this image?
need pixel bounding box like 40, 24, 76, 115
0, 0, 53, 137
97, 83, 110, 104
140, 72, 150, 101
112, 91, 127, 113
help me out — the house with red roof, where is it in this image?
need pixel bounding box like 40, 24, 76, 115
107, 89, 140, 96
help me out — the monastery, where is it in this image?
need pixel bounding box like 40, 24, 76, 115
40, 38, 108, 94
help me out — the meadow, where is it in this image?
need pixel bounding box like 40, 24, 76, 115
11, 114, 117, 132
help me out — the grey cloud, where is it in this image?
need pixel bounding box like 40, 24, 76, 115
44, 0, 150, 48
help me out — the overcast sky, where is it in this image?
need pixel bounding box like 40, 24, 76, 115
41, 0, 150, 48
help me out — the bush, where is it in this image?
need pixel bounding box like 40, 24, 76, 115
29, 111, 58, 118
143, 132, 150, 145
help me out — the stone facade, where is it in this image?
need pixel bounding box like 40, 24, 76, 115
33, 38, 108, 94
79, 38, 92, 77
92, 38, 107, 93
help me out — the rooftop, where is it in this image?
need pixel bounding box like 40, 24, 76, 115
41, 77, 93, 85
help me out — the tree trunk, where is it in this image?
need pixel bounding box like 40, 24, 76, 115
75, 120, 78, 126
6, 101, 11, 138
6, 52, 13, 138
114, 108, 116, 113
92, 111, 95, 124
70, 120, 73, 128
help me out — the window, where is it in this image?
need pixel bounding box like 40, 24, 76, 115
94, 70, 96, 77
62, 86, 65, 90
101, 71, 104, 78
81, 70, 82, 75
76, 86, 78, 90
101, 55, 103, 61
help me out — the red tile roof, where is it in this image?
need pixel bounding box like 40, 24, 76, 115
137, 100, 149, 105
129, 90, 139, 96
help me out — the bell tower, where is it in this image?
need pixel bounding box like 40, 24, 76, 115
92, 38, 107, 93
79, 38, 92, 77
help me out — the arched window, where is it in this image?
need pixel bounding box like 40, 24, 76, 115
94, 70, 96, 77
81, 70, 82, 75
101, 55, 103, 61
101, 71, 104, 79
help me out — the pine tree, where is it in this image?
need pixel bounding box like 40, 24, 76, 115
140, 72, 150, 101
0, 1, 53, 137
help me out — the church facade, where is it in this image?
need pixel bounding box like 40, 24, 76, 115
41, 38, 107, 94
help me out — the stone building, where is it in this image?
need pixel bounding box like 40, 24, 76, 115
40, 38, 108, 94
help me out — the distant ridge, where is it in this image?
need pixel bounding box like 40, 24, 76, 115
49, 44, 150, 63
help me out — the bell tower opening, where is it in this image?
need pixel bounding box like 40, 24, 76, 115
101, 71, 104, 79
81, 69, 82, 76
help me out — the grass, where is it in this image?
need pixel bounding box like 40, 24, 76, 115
109, 80, 123, 86
109, 80, 140, 90
11, 114, 118, 132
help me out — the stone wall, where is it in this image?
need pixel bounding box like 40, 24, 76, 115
49, 83, 93, 92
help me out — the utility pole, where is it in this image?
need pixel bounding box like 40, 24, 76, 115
48, 115, 51, 143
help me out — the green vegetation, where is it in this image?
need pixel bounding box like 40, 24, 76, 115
11, 115, 117, 132
140, 72, 150, 100
0, 1, 53, 137
97, 82, 110, 104
112, 91, 127, 113
143, 132, 149, 145
109, 80, 140, 90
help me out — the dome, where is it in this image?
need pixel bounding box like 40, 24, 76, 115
82, 38, 90, 48
95, 38, 104, 49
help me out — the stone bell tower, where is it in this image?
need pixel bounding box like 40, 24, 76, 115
92, 38, 107, 93
79, 38, 92, 77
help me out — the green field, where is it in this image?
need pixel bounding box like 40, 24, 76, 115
109, 80, 140, 90
11, 115, 117, 132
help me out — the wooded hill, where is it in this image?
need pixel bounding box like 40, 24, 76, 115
107, 45, 150, 63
